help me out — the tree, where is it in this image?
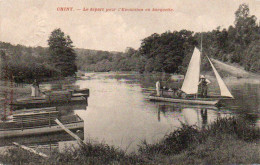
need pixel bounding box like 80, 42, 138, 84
139, 30, 195, 73
48, 28, 77, 77
232, 4, 258, 63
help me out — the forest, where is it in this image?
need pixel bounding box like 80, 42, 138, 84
0, 4, 259, 83
77, 4, 259, 74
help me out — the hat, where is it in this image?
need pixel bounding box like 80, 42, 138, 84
200, 75, 205, 79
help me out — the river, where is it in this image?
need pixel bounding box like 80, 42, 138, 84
0, 72, 259, 153
74, 72, 259, 152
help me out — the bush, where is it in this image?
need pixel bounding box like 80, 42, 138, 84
139, 117, 260, 157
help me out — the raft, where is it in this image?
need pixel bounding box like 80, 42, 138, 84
11, 88, 89, 109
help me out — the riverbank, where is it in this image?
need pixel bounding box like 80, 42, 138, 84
211, 59, 260, 79
0, 117, 259, 164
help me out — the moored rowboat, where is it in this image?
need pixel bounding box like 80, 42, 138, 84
0, 121, 84, 138
0, 107, 84, 138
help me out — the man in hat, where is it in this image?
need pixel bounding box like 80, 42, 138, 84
198, 75, 211, 98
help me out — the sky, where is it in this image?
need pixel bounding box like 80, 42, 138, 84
0, 0, 259, 52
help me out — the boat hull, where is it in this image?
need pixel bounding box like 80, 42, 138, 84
147, 95, 219, 105
12, 96, 87, 109
0, 121, 84, 138
0, 128, 84, 147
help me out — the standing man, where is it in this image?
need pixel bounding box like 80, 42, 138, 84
198, 75, 211, 98
156, 80, 161, 96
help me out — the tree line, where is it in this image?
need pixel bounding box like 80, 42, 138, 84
77, 4, 259, 74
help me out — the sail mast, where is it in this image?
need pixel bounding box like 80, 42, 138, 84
197, 31, 203, 98
201, 32, 203, 54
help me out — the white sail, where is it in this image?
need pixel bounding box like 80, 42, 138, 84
207, 57, 234, 98
181, 48, 201, 94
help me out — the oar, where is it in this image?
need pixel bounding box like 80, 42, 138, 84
54, 119, 86, 147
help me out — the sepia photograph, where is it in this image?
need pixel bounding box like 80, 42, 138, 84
0, 0, 259, 164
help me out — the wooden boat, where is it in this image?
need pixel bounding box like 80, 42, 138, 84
147, 47, 234, 106
11, 88, 89, 109
0, 107, 84, 138
148, 95, 219, 105
0, 128, 84, 147
73, 88, 90, 98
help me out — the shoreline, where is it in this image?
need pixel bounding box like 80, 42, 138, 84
0, 117, 259, 164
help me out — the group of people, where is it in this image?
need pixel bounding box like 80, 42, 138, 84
156, 75, 211, 98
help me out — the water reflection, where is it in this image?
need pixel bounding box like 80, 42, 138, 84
201, 109, 208, 129
155, 102, 232, 129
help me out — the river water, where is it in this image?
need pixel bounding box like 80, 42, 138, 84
74, 72, 259, 152
0, 72, 259, 153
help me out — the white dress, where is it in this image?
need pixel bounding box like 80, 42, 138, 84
31, 85, 40, 97
156, 81, 160, 96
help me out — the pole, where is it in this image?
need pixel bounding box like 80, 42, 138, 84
13, 142, 48, 158
197, 28, 203, 99
201, 31, 203, 54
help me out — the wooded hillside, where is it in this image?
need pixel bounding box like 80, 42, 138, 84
0, 4, 259, 83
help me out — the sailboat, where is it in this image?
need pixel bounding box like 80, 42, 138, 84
147, 47, 234, 106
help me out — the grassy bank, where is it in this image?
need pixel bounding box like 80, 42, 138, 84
0, 117, 259, 164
